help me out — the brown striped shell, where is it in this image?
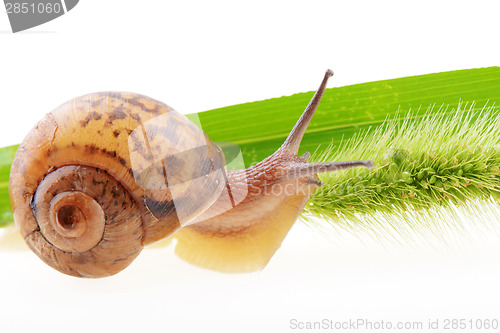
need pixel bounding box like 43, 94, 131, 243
9, 92, 227, 278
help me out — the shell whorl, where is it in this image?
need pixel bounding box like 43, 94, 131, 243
9, 92, 227, 277
28, 166, 143, 277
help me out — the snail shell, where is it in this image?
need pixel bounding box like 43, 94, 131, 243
9, 92, 227, 278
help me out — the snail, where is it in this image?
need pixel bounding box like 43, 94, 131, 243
9, 69, 374, 278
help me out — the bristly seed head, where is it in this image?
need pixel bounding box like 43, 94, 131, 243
302, 101, 500, 245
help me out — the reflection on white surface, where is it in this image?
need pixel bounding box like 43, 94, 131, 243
1, 219, 500, 333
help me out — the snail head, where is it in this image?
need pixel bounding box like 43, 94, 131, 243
177, 70, 373, 272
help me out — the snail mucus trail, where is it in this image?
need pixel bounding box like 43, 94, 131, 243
9, 69, 374, 278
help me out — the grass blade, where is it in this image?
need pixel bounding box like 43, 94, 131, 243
1, 67, 499, 231
198, 67, 500, 166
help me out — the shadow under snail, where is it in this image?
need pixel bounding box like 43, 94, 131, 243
8, 70, 374, 278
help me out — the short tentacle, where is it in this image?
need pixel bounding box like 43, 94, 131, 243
285, 160, 374, 179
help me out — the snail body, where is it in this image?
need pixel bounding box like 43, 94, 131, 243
9, 70, 373, 278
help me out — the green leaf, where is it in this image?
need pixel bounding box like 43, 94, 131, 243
0, 145, 17, 227
1, 67, 499, 228
198, 67, 500, 166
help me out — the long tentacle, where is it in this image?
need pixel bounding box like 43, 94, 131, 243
281, 69, 333, 153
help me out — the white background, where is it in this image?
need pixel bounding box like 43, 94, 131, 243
0, 1, 500, 332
